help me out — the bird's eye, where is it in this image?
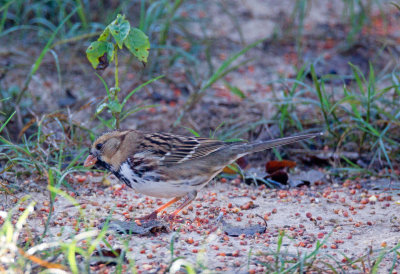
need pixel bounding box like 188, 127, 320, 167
96, 143, 103, 150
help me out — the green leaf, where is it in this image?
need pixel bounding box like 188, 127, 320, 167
86, 41, 114, 70
121, 75, 164, 109
68, 242, 78, 274
109, 14, 130, 49
229, 86, 246, 98
224, 81, 246, 98
201, 39, 263, 92
0, 111, 15, 133
98, 27, 110, 42
182, 126, 200, 137
108, 100, 122, 113
391, 2, 400, 11
96, 102, 108, 114
124, 28, 150, 63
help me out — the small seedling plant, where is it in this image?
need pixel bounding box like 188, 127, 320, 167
86, 14, 152, 129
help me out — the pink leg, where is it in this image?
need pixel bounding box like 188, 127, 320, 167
136, 197, 181, 220
167, 191, 197, 220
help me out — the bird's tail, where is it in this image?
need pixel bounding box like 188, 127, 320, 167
230, 132, 323, 156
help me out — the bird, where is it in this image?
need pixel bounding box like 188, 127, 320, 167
84, 130, 322, 221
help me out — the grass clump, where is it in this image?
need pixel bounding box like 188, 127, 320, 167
254, 231, 400, 273
0, 193, 133, 273
270, 62, 400, 175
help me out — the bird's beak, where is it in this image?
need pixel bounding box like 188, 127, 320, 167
84, 154, 97, 167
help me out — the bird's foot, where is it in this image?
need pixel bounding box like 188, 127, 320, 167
135, 211, 158, 221
163, 214, 184, 223
163, 214, 175, 222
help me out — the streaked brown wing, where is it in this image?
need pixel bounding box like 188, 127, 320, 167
141, 133, 228, 166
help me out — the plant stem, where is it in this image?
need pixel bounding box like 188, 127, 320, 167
114, 46, 120, 129
115, 112, 120, 129
114, 47, 119, 99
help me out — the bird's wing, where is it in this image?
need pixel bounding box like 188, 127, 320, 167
140, 133, 228, 166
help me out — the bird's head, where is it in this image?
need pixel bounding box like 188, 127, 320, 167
84, 130, 141, 170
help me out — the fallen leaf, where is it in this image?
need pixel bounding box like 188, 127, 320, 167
100, 219, 168, 235
266, 160, 296, 174
289, 170, 325, 186
288, 179, 310, 188
91, 248, 126, 266
223, 157, 249, 174
18, 248, 66, 270
268, 170, 289, 185
221, 218, 266, 236
222, 165, 238, 174
242, 168, 287, 189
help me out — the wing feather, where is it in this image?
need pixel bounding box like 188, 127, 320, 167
141, 133, 229, 166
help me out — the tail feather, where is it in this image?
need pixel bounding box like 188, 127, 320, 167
231, 132, 323, 156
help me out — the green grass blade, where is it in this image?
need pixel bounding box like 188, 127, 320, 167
0, 111, 15, 132
121, 75, 164, 109
15, 7, 78, 105
201, 39, 263, 92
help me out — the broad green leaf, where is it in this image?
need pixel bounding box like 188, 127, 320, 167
98, 27, 110, 42
108, 100, 122, 113
124, 28, 150, 63
86, 41, 114, 70
109, 14, 130, 49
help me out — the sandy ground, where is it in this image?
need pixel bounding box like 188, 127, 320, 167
3, 170, 399, 272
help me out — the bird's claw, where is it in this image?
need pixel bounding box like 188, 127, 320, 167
163, 214, 184, 223
162, 214, 175, 221
135, 211, 158, 221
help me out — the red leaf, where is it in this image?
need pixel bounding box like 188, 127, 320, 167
265, 160, 296, 174
236, 157, 249, 169
222, 157, 249, 174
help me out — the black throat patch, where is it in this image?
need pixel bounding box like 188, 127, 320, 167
94, 158, 133, 188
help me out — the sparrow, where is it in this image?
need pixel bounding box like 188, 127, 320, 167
84, 130, 322, 220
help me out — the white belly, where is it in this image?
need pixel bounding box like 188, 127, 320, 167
133, 176, 210, 198
119, 162, 210, 198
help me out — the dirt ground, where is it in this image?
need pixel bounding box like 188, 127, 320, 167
4, 0, 397, 135
4, 170, 400, 272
